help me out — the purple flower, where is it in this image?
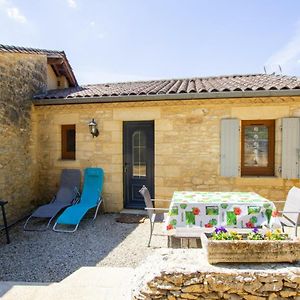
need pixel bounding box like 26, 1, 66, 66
215, 226, 227, 234
252, 227, 259, 234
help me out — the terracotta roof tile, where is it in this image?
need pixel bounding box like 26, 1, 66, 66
0, 44, 65, 57
34, 74, 300, 102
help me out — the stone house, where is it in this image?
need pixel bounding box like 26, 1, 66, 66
2, 44, 300, 223
0, 45, 77, 222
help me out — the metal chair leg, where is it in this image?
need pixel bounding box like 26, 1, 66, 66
148, 221, 154, 247
93, 199, 102, 220
53, 222, 79, 233
1, 204, 10, 244
24, 215, 54, 232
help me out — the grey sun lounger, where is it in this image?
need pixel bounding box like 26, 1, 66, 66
24, 169, 81, 231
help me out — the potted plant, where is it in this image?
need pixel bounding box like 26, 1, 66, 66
201, 227, 300, 264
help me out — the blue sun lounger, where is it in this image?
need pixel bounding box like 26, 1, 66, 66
53, 168, 104, 233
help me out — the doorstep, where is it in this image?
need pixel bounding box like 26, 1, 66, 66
120, 209, 147, 215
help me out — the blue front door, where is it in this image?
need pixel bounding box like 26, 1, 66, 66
123, 121, 154, 209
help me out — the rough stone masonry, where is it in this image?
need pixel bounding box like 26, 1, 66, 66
0, 52, 47, 222
132, 249, 300, 300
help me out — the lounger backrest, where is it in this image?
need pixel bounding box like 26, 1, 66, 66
60, 169, 81, 190
80, 168, 104, 206
139, 185, 153, 219
55, 169, 81, 204
283, 186, 300, 225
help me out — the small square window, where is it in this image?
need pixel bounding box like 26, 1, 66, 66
241, 120, 275, 176
61, 124, 76, 160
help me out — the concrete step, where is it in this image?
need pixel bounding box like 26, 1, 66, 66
0, 267, 134, 300
0, 281, 52, 300
120, 209, 147, 215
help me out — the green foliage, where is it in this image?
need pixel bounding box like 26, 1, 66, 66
265, 229, 289, 240
212, 228, 289, 241
212, 230, 242, 240
247, 232, 264, 240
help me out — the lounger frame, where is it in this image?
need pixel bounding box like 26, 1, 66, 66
52, 197, 103, 233
24, 187, 80, 231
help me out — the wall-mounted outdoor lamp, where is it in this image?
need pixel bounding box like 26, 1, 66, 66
88, 118, 99, 138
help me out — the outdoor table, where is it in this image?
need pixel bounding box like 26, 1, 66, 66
165, 191, 280, 231
0, 200, 10, 244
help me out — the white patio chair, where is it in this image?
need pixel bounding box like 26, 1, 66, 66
139, 185, 169, 247
276, 186, 300, 237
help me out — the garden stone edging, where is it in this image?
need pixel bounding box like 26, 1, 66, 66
131, 249, 300, 299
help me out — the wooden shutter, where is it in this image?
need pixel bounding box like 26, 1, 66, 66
282, 118, 300, 179
220, 119, 240, 177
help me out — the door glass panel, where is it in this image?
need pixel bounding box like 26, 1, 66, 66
244, 125, 268, 167
132, 131, 146, 177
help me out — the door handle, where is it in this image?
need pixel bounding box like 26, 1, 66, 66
124, 163, 129, 173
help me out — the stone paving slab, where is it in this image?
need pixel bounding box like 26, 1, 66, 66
0, 267, 133, 300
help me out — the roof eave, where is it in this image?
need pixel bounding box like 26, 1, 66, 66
47, 56, 78, 87
32, 89, 300, 106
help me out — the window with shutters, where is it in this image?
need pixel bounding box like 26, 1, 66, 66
241, 120, 275, 176
61, 124, 76, 160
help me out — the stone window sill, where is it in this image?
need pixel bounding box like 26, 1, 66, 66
58, 159, 77, 162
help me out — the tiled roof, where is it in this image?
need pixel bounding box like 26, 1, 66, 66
0, 44, 78, 87
34, 74, 300, 102
0, 44, 65, 57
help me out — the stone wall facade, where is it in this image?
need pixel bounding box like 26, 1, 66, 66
34, 96, 300, 212
132, 249, 300, 300
0, 52, 47, 222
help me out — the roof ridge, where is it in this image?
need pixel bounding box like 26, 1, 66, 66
0, 44, 65, 54
35, 72, 300, 102
81, 73, 295, 88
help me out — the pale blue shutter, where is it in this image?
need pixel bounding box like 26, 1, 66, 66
220, 119, 240, 177
282, 118, 300, 179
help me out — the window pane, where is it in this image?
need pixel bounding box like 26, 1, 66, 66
244, 125, 268, 167
67, 129, 76, 152
61, 125, 76, 160
132, 131, 146, 177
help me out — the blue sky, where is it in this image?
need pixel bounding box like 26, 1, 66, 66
1, 0, 300, 85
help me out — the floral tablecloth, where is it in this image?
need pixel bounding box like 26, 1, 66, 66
165, 191, 280, 230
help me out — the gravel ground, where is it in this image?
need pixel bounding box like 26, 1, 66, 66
0, 213, 167, 282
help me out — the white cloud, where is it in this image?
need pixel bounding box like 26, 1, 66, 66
266, 21, 300, 74
0, 0, 27, 23
89, 21, 95, 27
7, 6, 26, 23
67, 0, 77, 8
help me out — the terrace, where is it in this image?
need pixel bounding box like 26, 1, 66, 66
0, 210, 299, 299
0, 214, 165, 299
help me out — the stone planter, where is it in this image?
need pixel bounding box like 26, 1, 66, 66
201, 233, 300, 264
